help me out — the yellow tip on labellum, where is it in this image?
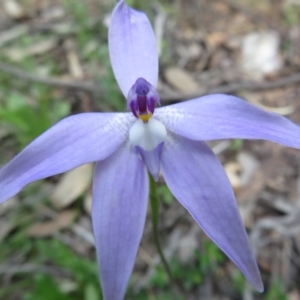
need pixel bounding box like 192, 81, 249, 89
138, 113, 152, 123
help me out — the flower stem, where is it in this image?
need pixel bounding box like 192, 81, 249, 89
149, 175, 173, 282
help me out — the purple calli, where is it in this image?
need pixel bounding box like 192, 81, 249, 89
2, 0, 300, 299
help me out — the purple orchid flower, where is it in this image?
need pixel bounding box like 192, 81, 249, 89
1, 0, 300, 298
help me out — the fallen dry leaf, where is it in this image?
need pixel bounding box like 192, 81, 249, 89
207, 32, 227, 47
164, 67, 199, 93
226, 152, 262, 228
84, 193, 92, 215
0, 219, 15, 242
67, 51, 84, 79
65, 40, 84, 79
224, 161, 242, 191
4, 38, 57, 61
51, 164, 93, 209
0, 196, 18, 215
27, 210, 77, 237
251, 101, 294, 116
177, 43, 203, 61
27, 221, 57, 237
237, 170, 265, 228
237, 152, 259, 187
176, 225, 199, 263
288, 290, 300, 300
0, 24, 29, 47
55, 210, 78, 228
3, 0, 25, 19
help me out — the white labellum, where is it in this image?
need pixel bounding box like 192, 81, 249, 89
129, 118, 167, 151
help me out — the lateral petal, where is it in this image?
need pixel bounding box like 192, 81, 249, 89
0, 113, 133, 203
156, 94, 300, 149
92, 142, 148, 300
161, 134, 263, 292
109, 0, 158, 98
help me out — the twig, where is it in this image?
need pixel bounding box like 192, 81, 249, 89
40, 205, 95, 244
160, 72, 300, 101
72, 224, 94, 245
0, 25, 29, 47
1, 62, 300, 101
250, 209, 300, 253
0, 264, 71, 277
212, 140, 231, 155
0, 62, 102, 93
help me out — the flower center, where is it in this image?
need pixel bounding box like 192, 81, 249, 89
127, 78, 160, 123
129, 118, 167, 151
128, 78, 167, 152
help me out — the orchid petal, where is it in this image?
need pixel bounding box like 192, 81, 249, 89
0, 113, 133, 204
156, 94, 300, 149
161, 134, 263, 292
136, 143, 163, 181
109, 0, 158, 98
92, 142, 148, 300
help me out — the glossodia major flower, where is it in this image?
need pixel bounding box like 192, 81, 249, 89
1, 0, 300, 299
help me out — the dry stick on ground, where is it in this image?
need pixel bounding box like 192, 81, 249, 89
0, 263, 72, 277
160, 73, 300, 101
38, 205, 95, 246
250, 172, 300, 254
0, 25, 29, 47
0, 62, 101, 93
1, 62, 300, 101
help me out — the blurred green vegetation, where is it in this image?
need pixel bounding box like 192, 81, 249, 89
282, 3, 300, 26
0, 237, 102, 300
0, 88, 69, 148
0, 0, 296, 299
